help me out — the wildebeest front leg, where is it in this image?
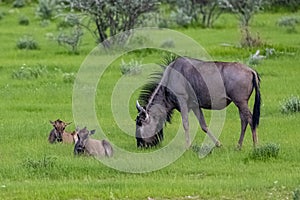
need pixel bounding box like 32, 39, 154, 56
192, 107, 221, 147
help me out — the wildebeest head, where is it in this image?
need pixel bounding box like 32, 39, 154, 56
50, 119, 71, 142
74, 127, 96, 155
135, 101, 164, 148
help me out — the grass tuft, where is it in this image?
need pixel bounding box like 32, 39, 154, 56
12, 64, 48, 80
249, 143, 280, 161
280, 95, 300, 114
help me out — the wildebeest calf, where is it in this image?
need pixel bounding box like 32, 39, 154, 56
74, 127, 113, 157
48, 119, 74, 143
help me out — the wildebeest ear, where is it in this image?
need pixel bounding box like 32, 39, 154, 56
50, 120, 55, 125
90, 130, 96, 135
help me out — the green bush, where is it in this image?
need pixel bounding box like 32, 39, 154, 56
293, 187, 300, 200
18, 15, 30, 25
36, 0, 58, 20
57, 27, 83, 53
63, 72, 76, 83
280, 95, 300, 114
278, 16, 300, 33
12, 0, 25, 8
12, 64, 48, 80
16, 35, 39, 50
120, 59, 142, 75
160, 39, 175, 48
250, 143, 280, 161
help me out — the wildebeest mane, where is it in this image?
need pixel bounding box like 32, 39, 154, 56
138, 54, 180, 123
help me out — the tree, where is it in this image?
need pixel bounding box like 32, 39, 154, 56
60, 0, 159, 47
169, 0, 224, 28
220, 0, 267, 47
220, 0, 266, 27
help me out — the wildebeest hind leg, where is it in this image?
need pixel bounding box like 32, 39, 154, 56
192, 107, 221, 147
236, 103, 252, 149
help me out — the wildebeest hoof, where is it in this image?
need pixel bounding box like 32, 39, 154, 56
215, 141, 222, 147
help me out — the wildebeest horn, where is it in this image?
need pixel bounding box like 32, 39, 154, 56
136, 101, 150, 123
136, 101, 145, 113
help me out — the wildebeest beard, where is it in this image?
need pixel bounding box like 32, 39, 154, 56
135, 115, 164, 148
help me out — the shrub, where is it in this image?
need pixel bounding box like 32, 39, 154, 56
16, 35, 39, 50
120, 59, 142, 75
18, 15, 30, 25
36, 0, 58, 21
240, 27, 264, 48
250, 143, 280, 161
277, 16, 300, 33
293, 187, 300, 200
12, 64, 48, 80
280, 95, 300, 114
160, 39, 175, 48
57, 27, 83, 53
63, 72, 76, 83
191, 143, 213, 157
12, 0, 25, 8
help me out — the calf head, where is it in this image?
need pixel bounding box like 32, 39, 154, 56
50, 119, 72, 142
74, 127, 96, 155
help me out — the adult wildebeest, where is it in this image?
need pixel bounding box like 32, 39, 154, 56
74, 127, 113, 157
48, 119, 74, 143
135, 56, 261, 149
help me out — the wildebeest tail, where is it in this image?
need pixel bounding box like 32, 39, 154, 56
252, 71, 261, 130
102, 140, 113, 157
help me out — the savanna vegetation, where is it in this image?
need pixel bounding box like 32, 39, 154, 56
0, 0, 300, 199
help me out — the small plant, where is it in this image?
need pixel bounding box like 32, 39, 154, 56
16, 35, 39, 50
23, 156, 56, 170
63, 72, 76, 83
280, 95, 300, 114
250, 143, 280, 161
278, 16, 300, 33
120, 59, 142, 75
160, 39, 175, 48
293, 187, 300, 200
18, 15, 30, 26
240, 27, 264, 48
12, 64, 48, 80
170, 8, 192, 28
12, 0, 25, 8
57, 27, 83, 53
36, 0, 58, 21
191, 143, 213, 157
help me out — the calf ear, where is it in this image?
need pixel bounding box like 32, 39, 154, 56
66, 122, 72, 126
90, 130, 96, 135
49, 120, 55, 125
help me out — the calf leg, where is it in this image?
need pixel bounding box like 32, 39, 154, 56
192, 107, 221, 147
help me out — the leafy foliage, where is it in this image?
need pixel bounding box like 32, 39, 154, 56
12, 64, 48, 80
277, 16, 300, 33
280, 95, 300, 114
36, 0, 59, 21
249, 143, 280, 161
63, 72, 76, 83
18, 15, 30, 25
220, 0, 267, 27
57, 27, 83, 53
120, 59, 142, 75
60, 0, 159, 47
168, 0, 223, 28
293, 187, 300, 200
16, 35, 39, 50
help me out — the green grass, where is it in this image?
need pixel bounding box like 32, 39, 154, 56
0, 3, 300, 200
